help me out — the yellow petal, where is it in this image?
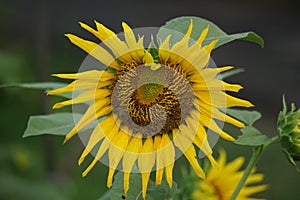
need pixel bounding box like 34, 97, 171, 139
123, 135, 142, 172
63, 101, 111, 143
246, 173, 264, 185
199, 113, 235, 141
241, 185, 268, 197
154, 135, 164, 185
82, 119, 119, 177
195, 101, 245, 128
155, 167, 164, 186
203, 39, 218, 54
189, 66, 234, 83
193, 80, 243, 92
48, 78, 113, 96
224, 156, 245, 173
170, 20, 193, 55
122, 22, 145, 62
154, 134, 175, 185
81, 21, 131, 62
82, 137, 110, 177
207, 154, 218, 169
65, 34, 118, 68
141, 172, 151, 199
78, 124, 104, 165
138, 137, 155, 173
184, 116, 214, 160
197, 26, 209, 46
122, 135, 142, 193
94, 21, 132, 62
78, 115, 116, 165
51, 70, 114, 80
123, 172, 130, 194
185, 19, 193, 38
165, 163, 174, 188
173, 129, 205, 179
143, 51, 154, 64
107, 167, 115, 188
107, 130, 131, 188
196, 90, 253, 108
53, 88, 111, 109
158, 35, 171, 64
122, 22, 137, 49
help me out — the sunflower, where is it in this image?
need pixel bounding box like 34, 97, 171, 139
192, 150, 267, 200
48, 20, 253, 199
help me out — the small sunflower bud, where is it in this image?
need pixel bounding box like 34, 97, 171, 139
278, 97, 300, 169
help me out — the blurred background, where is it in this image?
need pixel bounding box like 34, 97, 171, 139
0, 0, 299, 199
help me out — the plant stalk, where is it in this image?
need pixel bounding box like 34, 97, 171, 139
230, 136, 280, 200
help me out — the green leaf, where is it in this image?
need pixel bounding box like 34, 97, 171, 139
23, 113, 81, 137
157, 16, 264, 48
0, 82, 67, 90
220, 68, 245, 79
0, 82, 72, 99
235, 126, 271, 146
226, 109, 262, 126
105, 172, 178, 200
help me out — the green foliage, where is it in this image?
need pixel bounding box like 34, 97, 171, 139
227, 109, 262, 126
235, 126, 270, 146
0, 82, 71, 99
176, 167, 199, 200
99, 172, 178, 200
220, 68, 245, 79
226, 109, 271, 146
0, 82, 66, 90
23, 113, 80, 137
157, 16, 264, 48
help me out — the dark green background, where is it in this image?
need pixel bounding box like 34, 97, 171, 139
1, 0, 299, 199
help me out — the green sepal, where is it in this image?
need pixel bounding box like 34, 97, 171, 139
147, 35, 160, 63
277, 96, 300, 170
107, 67, 116, 74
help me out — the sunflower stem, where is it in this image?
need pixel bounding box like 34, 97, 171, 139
230, 135, 280, 200
229, 146, 263, 200
263, 136, 280, 150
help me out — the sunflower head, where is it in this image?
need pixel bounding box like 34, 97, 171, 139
48, 20, 253, 199
278, 99, 300, 167
192, 150, 267, 200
